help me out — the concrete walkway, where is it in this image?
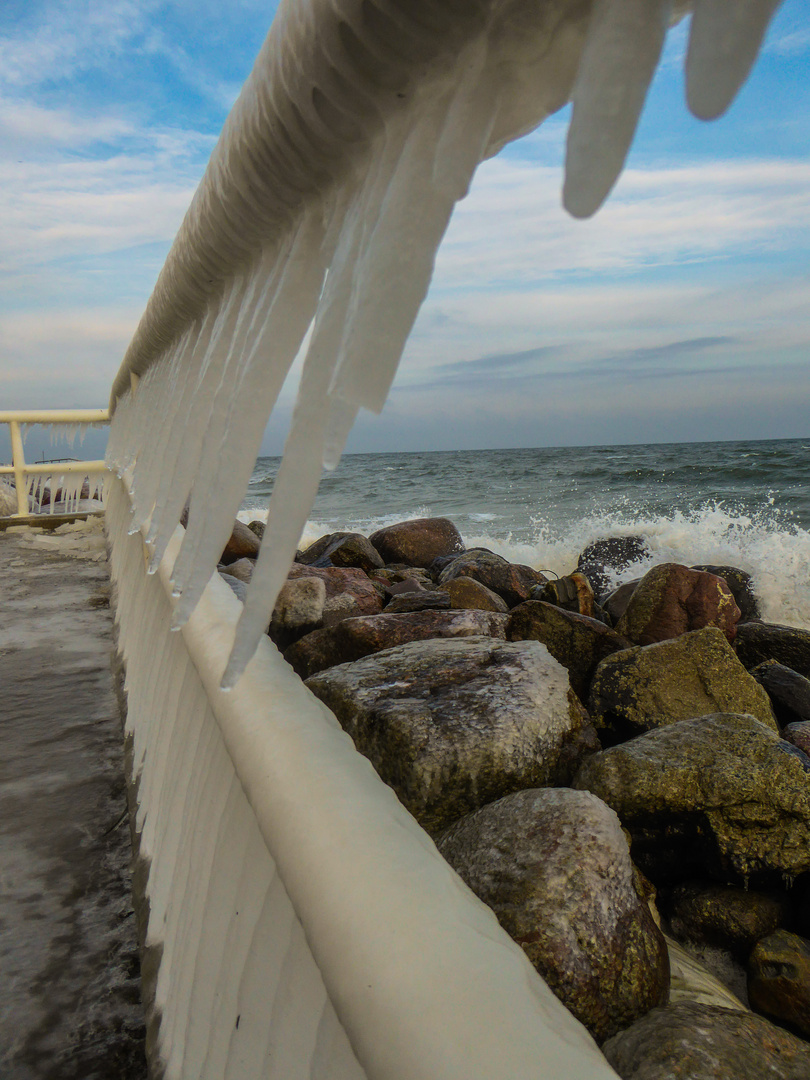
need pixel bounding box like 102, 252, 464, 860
0, 522, 146, 1079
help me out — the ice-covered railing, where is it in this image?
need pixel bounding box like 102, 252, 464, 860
0, 409, 109, 519
106, 0, 783, 687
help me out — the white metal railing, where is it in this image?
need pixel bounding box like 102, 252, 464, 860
0, 408, 110, 518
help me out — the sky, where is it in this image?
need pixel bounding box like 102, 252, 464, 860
1, 0, 809, 460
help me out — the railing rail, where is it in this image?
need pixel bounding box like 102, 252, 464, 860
0, 408, 110, 518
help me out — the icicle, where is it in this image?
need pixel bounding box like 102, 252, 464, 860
686, 0, 782, 120
563, 0, 672, 219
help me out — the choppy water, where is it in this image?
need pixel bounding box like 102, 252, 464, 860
239, 439, 810, 629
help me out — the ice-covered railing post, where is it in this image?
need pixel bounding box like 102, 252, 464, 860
104, 1, 784, 1076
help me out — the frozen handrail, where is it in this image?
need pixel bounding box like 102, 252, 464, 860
106, 0, 783, 685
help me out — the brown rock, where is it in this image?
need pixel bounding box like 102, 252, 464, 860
748, 929, 810, 1039
218, 557, 254, 584
286, 564, 383, 625
616, 563, 741, 645
246, 519, 265, 540
305, 637, 598, 836
438, 549, 547, 608
506, 600, 629, 700
784, 722, 810, 756
298, 531, 384, 572
661, 881, 787, 958
602, 1000, 810, 1079
735, 622, 810, 678
368, 517, 464, 568
220, 518, 262, 564
437, 788, 669, 1042
384, 590, 451, 614
284, 609, 508, 679
268, 576, 327, 650
692, 564, 761, 623
441, 576, 509, 613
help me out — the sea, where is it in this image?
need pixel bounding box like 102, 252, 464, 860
238, 437, 810, 630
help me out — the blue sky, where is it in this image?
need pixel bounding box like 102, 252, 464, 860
1, 0, 808, 459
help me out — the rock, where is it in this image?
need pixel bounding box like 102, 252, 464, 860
268, 576, 327, 651
368, 517, 464, 568
735, 622, 810, 679
602, 1000, 810, 1080
574, 713, 810, 886
384, 590, 451, 614
506, 600, 630, 701
246, 519, 265, 540
438, 549, 547, 608
286, 564, 383, 625
384, 577, 427, 595
751, 661, 810, 728
284, 609, 508, 679
602, 579, 641, 625
219, 572, 247, 603
748, 929, 810, 1039
437, 788, 669, 1042
577, 536, 650, 600
0, 479, 17, 516
616, 563, 741, 646
536, 572, 596, 618
692, 564, 761, 623
440, 576, 509, 613
661, 881, 787, 958
298, 531, 384, 572
218, 557, 254, 584
219, 518, 262, 564
784, 722, 810, 756
305, 637, 599, 836
587, 627, 777, 743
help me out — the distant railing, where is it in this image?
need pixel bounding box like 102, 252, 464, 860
0, 408, 110, 519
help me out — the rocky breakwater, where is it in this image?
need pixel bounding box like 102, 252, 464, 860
213, 515, 810, 1078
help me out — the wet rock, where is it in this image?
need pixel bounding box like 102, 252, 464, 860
218, 556, 254, 584
692, 564, 761, 623
219, 518, 262, 564
246, 519, 265, 540
574, 713, 810, 885
268, 576, 327, 651
368, 517, 464, 568
661, 881, 787, 958
384, 590, 451, 614
437, 788, 669, 1042
536, 572, 596, 618
438, 549, 547, 608
286, 564, 383, 625
784, 722, 810, 756
440, 576, 509, 613
577, 536, 650, 600
305, 637, 598, 837
748, 929, 810, 1039
284, 609, 508, 679
506, 600, 630, 701
602, 579, 641, 624
602, 1000, 810, 1080
751, 661, 810, 728
735, 622, 810, 678
298, 531, 384, 572
588, 627, 776, 743
616, 563, 741, 646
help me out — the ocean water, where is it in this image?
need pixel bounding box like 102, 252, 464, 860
239, 438, 810, 630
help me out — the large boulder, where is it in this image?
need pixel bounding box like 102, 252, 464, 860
615, 563, 741, 645
368, 517, 464, 568
438, 549, 547, 608
577, 535, 650, 600
574, 713, 810, 885
692, 564, 761, 623
440, 576, 509, 613
284, 608, 507, 679
506, 600, 630, 701
751, 661, 810, 728
661, 881, 787, 959
735, 622, 810, 678
297, 531, 384, 572
748, 929, 810, 1038
305, 637, 598, 836
587, 627, 777, 743
602, 1000, 810, 1080
437, 788, 669, 1042
219, 518, 262, 564
268, 576, 327, 651
286, 564, 383, 625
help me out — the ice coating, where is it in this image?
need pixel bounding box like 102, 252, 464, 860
106, 0, 782, 685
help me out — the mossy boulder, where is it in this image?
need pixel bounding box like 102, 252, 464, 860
368, 517, 464, 568
588, 627, 777, 743
306, 637, 598, 837
437, 788, 669, 1042
574, 713, 810, 885
660, 881, 787, 958
440, 575, 509, 613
